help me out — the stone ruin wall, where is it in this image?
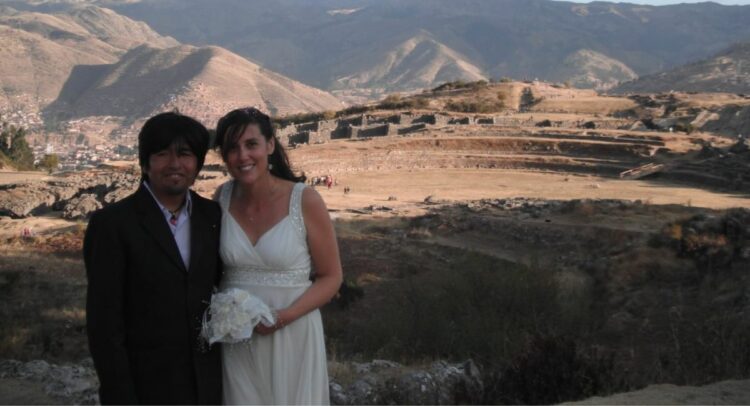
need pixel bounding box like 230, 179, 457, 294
276, 113, 455, 147
292, 146, 627, 178
276, 112, 633, 147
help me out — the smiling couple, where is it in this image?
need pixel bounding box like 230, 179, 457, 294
83, 108, 343, 405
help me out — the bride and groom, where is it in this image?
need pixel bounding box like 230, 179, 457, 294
83, 109, 343, 405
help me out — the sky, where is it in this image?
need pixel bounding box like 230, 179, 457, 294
556, 0, 750, 4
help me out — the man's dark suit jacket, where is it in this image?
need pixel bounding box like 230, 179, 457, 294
84, 185, 222, 405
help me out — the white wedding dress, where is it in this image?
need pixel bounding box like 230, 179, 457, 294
218, 180, 330, 405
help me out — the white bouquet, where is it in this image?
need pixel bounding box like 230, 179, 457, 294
201, 288, 276, 345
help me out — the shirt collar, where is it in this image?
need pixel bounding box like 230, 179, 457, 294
142, 181, 193, 218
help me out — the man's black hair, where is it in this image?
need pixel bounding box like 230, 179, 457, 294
138, 112, 210, 181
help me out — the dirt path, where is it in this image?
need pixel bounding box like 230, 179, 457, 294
318, 169, 750, 214
0, 171, 50, 185
569, 379, 750, 405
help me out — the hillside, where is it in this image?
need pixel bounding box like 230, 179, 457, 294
330, 31, 486, 93
44, 45, 344, 126
98, 0, 750, 94
0, 5, 177, 119
615, 43, 750, 94
553, 49, 638, 91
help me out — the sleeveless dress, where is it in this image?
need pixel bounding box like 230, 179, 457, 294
217, 180, 330, 405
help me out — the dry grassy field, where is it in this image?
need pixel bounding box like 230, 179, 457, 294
1, 83, 749, 403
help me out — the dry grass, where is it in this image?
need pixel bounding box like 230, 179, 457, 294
0, 239, 87, 362
531, 97, 637, 115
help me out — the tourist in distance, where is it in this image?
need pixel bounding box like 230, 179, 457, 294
208, 107, 343, 404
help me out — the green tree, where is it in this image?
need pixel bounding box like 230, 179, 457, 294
37, 154, 59, 173
0, 121, 9, 154
1, 121, 34, 170
9, 127, 34, 170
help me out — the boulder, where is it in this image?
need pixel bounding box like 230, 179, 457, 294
0, 184, 56, 218
0, 359, 98, 405
0, 171, 139, 218
331, 359, 483, 405
384, 370, 439, 404
62, 194, 102, 220
103, 180, 138, 204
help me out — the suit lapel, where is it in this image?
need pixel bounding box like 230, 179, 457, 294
188, 191, 207, 275
135, 185, 187, 273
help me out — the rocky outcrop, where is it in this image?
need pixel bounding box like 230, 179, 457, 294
0, 183, 56, 218
0, 357, 482, 405
0, 170, 138, 218
62, 194, 102, 220
0, 359, 99, 405
329, 359, 483, 405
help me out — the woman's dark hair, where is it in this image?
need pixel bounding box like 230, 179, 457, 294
138, 111, 210, 181
215, 107, 305, 183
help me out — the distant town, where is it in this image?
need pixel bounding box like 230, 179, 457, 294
0, 108, 138, 171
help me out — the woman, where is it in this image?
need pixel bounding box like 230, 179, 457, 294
213, 107, 343, 404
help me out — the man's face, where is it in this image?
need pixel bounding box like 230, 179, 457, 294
144, 141, 199, 197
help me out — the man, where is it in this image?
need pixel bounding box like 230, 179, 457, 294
84, 112, 222, 404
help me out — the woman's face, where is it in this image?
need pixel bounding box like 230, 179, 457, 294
224, 123, 275, 185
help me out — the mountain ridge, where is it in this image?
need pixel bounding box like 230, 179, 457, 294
44, 44, 344, 127
0, 4, 178, 116
614, 42, 750, 94
95, 0, 750, 93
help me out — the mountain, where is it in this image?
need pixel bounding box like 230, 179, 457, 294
552, 49, 638, 91
45, 44, 344, 126
0, 4, 177, 116
91, 0, 750, 93
0, 5, 177, 52
330, 31, 486, 92
614, 43, 750, 94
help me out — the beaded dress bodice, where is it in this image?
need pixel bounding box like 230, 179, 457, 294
218, 181, 311, 288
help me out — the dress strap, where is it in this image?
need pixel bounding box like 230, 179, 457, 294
289, 182, 307, 239
219, 180, 233, 211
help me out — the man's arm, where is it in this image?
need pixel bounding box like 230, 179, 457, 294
84, 211, 138, 405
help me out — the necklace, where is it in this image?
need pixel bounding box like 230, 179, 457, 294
239, 179, 279, 223
167, 199, 186, 225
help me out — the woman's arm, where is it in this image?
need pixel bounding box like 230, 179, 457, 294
255, 187, 343, 334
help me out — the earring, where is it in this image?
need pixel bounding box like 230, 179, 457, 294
268, 163, 274, 170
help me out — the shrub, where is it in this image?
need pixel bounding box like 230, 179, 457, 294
377, 95, 429, 110
273, 112, 326, 127
445, 99, 504, 113
332, 278, 364, 310
673, 122, 696, 134
649, 311, 750, 386
484, 335, 620, 404
335, 105, 373, 117
536, 119, 553, 127
332, 250, 564, 362
655, 209, 750, 270
36, 154, 59, 173
431, 80, 489, 92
